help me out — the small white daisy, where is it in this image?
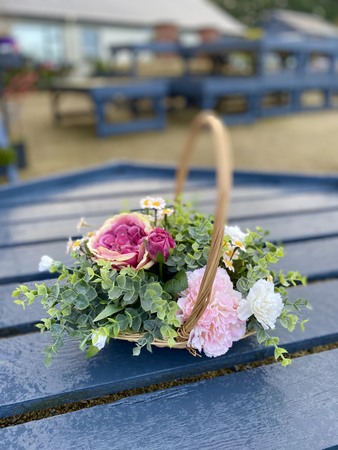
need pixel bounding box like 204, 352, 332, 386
224, 225, 248, 252
158, 207, 174, 220
140, 196, 154, 209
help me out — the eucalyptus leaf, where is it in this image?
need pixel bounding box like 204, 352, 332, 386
94, 304, 124, 322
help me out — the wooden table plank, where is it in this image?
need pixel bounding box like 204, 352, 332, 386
2, 185, 338, 226
276, 237, 338, 280
1, 349, 337, 450
1, 236, 336, 283
1, 206, 338, 249
0, 282, 47, 336
0, 280, 336, 419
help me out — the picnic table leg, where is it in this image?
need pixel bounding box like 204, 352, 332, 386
323, 89, 331, 109
199, 95, 215, 111
51, 91, 62, 123
130, 99, 141, 117
291, 90, 301, 112
92, 99, 106, 137
248, 92, 260, 119
153, 96, 166, 129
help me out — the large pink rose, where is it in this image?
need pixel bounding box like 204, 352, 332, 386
87, 213, 154, 270
148, 227, 175, 261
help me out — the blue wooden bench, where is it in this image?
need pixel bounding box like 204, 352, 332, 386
169, 38, 338, 123
0, 162, 338, 448
50, 78, 168, 137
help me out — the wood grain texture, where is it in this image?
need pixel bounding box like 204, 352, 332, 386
0, 282, 49, 336
0, 280, 337, 419
1, 236, 336, 282
276, 237, 338, 280
2, 185, 337, 227
2, 205, 338, 249
1, 349, 338, 450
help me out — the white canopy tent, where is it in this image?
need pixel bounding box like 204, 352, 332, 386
0, 0, 245, 65
0, 0, 245, 35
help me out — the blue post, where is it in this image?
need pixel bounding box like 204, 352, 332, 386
0, 117, 9, 147
0, 116, 18, 183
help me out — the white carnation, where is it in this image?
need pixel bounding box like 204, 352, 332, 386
38, 255, 54, 272
238, 279, 284, 330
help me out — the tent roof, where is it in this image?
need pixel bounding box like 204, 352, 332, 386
0, 0, 245, 35
264, 9, 338, 38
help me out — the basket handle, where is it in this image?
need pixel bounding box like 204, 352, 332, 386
174, 111, 233, 340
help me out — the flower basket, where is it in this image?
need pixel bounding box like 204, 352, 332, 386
13, 111, 310, 366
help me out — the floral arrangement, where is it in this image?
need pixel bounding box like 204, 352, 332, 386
13, 196, 309, 366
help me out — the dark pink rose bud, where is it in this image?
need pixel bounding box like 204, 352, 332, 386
148, 227, 175, 261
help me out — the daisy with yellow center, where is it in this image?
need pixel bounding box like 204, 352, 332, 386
72, 239, 82, 250
150, 197, 166, 210
140, 197, 154, 209
233, 240, 246, 252
224, 225, 248, 254
224, 259, 235, 272
140, 196, 166, 211
66, 238, 82, 254
158, 207, 174, 220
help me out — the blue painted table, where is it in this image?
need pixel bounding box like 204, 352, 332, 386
168, 38, 338, 123
0, 162, 338, 449
50, 78, 168, 137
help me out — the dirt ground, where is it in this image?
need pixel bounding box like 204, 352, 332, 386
9, 91, 338, 180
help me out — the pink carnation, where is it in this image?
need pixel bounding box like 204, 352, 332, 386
177, 267, 246, 357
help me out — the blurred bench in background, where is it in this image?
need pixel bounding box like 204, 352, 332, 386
51, 78, 168, 137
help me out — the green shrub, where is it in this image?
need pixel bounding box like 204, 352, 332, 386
0, 147, 16, 166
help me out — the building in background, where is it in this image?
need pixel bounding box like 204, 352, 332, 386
262, 9, 338, 40
0, 0, 245, 69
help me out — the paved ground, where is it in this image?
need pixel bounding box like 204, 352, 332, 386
9, 91, 338, 180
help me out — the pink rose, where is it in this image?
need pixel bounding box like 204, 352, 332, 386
148, 227, 176, 261
87, 213, 154, 270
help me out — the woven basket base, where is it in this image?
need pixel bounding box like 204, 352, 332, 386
115, 331, 255, 350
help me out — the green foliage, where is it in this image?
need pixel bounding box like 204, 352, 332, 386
0, 148, 16, 167
165, 201, 213, 272
211, 0, 338, 27
12, 201, 310, 366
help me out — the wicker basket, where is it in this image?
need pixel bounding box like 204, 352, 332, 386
115, 111, 252, 353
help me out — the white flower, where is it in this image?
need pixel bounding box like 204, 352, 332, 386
224, 225, 248, 251
158, 207, 174, 220
140, 196, 154, 209
224, 259, 235, 272
38, 255, 54, 272
140, 196, 166, 210
92, 332, 107, 350
238, 279, 284, 330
